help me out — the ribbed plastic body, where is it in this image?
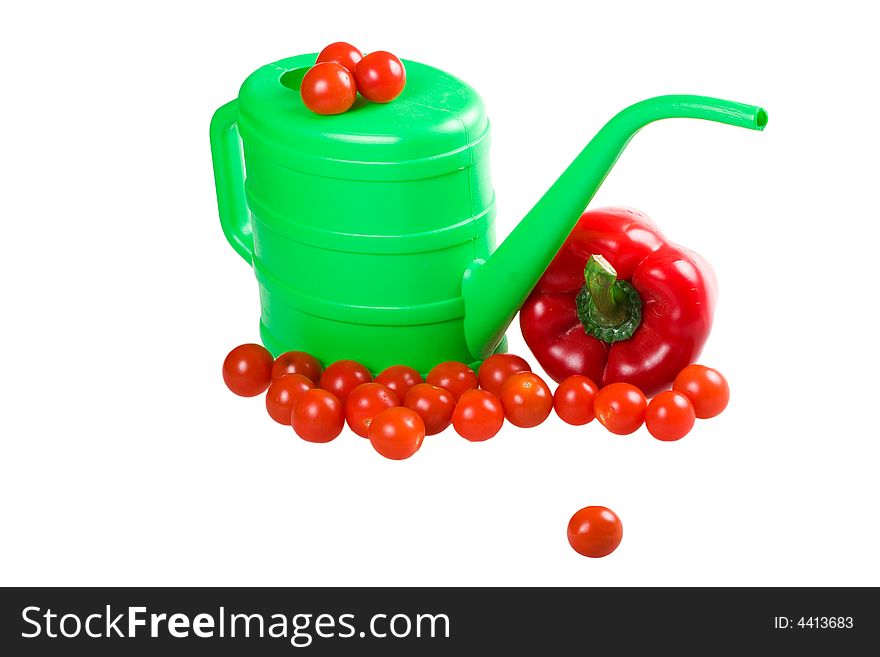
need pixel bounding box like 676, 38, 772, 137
212, 54, 501, 372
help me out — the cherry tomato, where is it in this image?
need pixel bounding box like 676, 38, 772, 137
499, 372, 553, 428
567, 506, 623, 558
265, 373, 315, 425
300, 62, 357, 115
354, 51, 406, 103
271, 350, 323, 384
645, 390, 695, 441
452, 389, 504, 442
368, 407, 425, 460
222, 343, 274, 397
593, 383, 647, 435
426, 361, 478, 401
316, 41, 363, 75
319, 360, 372, 405
673, 364, 730, 419
374, 365, 423, 400
403, 383, 455, 435
291, 389, 344, 443
553, 375, 599, 426
344, 382, 400, 438
477, 353, 531, 397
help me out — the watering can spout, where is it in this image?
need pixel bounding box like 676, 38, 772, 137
461, 94, 767, 359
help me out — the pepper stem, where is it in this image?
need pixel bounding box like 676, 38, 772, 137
585, 255, 629, 326
576, 255, 643, 343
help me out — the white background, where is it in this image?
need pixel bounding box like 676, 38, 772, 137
2, 0, 878, 586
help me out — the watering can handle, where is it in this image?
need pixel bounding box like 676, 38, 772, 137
210, 99, 253, 264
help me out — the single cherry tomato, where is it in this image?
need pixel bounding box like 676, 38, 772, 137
354, 51, 406, 103
368, 407, 425, 460
426, 361, 478, 401
265, 374, 315, 425
567, 506, 623, 558
499, 372, 553, 428
271, 350, 323, 384
291, 389, 344, 443
673, 364, 730, 419
645, 390, 695, 441
319, 360, 372, 405
593, 383, 647, 435
374, 365, 423, 400
477, 353, 531, 397
452, 389, 504, 442
300, 62, 357, 115
344, 382, 400, 438
222, 343, 274, 397
553, 375, 599, 426
316, 41, 363, 75
403, 383, 455, 435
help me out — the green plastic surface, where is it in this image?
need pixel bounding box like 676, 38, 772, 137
211, 54, 767, 372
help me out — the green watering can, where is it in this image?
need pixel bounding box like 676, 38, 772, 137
211, 54, 766, 373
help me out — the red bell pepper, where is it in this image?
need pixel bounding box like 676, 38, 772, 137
520, 207, 717, 397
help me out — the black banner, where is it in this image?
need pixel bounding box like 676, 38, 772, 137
1, 587, 874, 654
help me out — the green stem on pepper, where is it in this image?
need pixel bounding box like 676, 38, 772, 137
575, 254, 643, 343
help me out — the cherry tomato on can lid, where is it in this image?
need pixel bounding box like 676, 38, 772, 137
354, 51, 406, 103
300, 62, 357, 115
316, 41, 363, 75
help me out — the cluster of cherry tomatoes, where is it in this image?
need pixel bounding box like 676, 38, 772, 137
300, 41, 406, 115
556, 365, 729, 441
221, 346, 540, 460
222, 345, 729, 558
222, 344, 729, 461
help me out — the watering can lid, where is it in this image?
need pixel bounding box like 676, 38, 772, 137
236, 54, 489, 181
